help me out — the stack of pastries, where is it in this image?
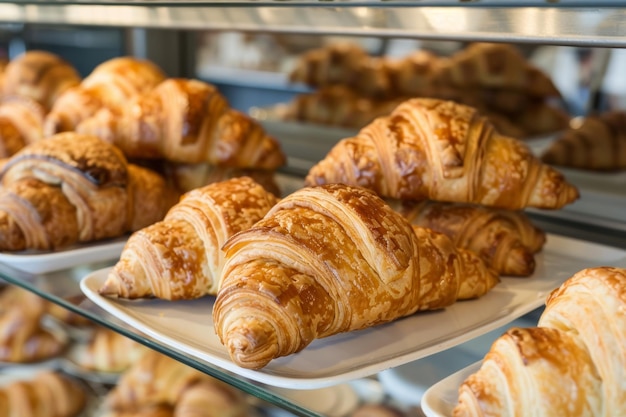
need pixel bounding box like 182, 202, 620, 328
285, 42, 569, 138
305, 97, 579, 277
453, 266, 626, 416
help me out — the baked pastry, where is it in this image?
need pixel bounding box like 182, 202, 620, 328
44, 56, 166, 135
389, 200, 546, 276
305, 98, 579, 210
453, 266, 626, 416
433, 43, 561, 99
541, 110, 626, 171
0, 132, 177, 251
100, 176, 278, 300
99, 406, 174, 417
0, 306, 67, 363
71, 326, 148, 373
1, 50, 81, 111
214, 183, 499, 369
0, 96, 45, 158
0, 371, 87, 417
105, 350, 250, 413
76, 78, 286, 170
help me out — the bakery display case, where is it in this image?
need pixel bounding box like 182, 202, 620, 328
0, 2, 625, 417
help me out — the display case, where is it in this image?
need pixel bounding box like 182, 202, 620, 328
1, 2, 626, 417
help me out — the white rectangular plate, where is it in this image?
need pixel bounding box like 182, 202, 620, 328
421, 361, 482, 417
0, 238, 127, 275
79, 234, 626, 390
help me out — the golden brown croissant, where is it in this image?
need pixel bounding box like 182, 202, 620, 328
385, 50, 442, 98
0, 132, 177, 251
1, 50, 81, 111
0, 371, 87, 417
541, 111, 626, 171
104, 350, 215, 411
99, 176, 278, 300
214, 183, 498, 369
453, 266, 626, 417
389, 200, 546, 276
433, 43, 561, 98
72, 326, 148, 373
174, 380, 249, 417
44, 56, 166, 135
0, 96, 45, 158
100, 406, 174, 417
0, 306, 67, 363
76, 78, 286, 170
305, 98, 579, 210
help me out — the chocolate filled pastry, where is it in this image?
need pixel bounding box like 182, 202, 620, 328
0, 132, 177, 251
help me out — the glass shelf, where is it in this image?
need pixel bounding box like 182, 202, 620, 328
0, 260, 323, 417
1, 2, 626, 47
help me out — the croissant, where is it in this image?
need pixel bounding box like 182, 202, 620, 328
99, 406, 174, 417
76, 78, 286, 170
0, 307, 67, 363
305, 98, 579, 210
0, 132, 177, 251
433, 43, 561, 98
389, 200, 546, 276
453, 266, 626, 416
104, 350, 215, 411
541, 111, 626, 171
44, 56, 166, 135
99, 176, 278, 300
385, 50, 442, 98
1, 50, 81, 111
214, 183, 499, 369
0, 371, 87, 417
0, 96, 45, 158
173, 380, 249, 417
72, 326, 148, 373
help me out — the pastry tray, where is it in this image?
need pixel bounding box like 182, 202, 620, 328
79, 234, 626, 390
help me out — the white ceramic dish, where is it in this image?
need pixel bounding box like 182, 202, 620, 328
420, 361, 481, 417
0, 238, 127, 275
79, 234, 626, 390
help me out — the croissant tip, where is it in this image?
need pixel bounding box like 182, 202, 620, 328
502, 247, 536, 277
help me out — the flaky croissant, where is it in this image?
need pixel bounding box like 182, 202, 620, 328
541, 110, 626, 171
305, 98, 579, 210
1, 50, 81, 111
72, 326, 148, 373
389, 200, 546, 276
453, 266, 626, 417
44, 56, 166, 135
0, 96, 45, 158
214, 183, 498, 369
99, 176, 278, 300
173, 380, 249, 417
0, 132, 177, 251
432, 43, 561, 99
76, 78, 286, 170
0, 371, 87, 417
0, 307, 67, 363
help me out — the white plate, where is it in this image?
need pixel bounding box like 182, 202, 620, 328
420, 361, 481, 417
79, 234, 626, 390
0, 238, 127, 274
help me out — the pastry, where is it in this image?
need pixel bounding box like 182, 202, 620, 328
44, 56, 166, 135
72, 326, 148, 373
305, 98, 579, 210
390, 199, 546, 276
99, 176, 278, 300
1, 50, 81, 111
541, 110, 626, 171
214, 183, 498, 369
0, 371, 87, 417
0, 132, 177, 251
0, 96, 45, 158
453, 266, 626, 416
76, 78, 286, 170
